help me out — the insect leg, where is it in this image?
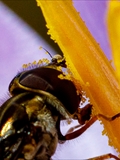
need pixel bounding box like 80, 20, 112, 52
65, 124, 81, 134
88, 153, 120, 160
60, 113, 120, 140
73, 104, 92, 125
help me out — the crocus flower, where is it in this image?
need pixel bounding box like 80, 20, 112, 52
37, 0, 120, 158
0, 1, 119, 159
107, 1, 120, 84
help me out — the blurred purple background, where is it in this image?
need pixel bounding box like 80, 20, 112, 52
0, 1, 118, 159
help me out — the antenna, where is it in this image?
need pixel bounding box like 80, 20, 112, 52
39, 46, 53, 59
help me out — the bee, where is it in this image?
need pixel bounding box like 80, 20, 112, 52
0, 53, 120, 160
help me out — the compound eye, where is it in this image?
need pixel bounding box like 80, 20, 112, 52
52, 54, 63, 62
51, 54, 66, 67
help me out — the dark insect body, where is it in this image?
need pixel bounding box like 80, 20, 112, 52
0, 54, 120, 160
